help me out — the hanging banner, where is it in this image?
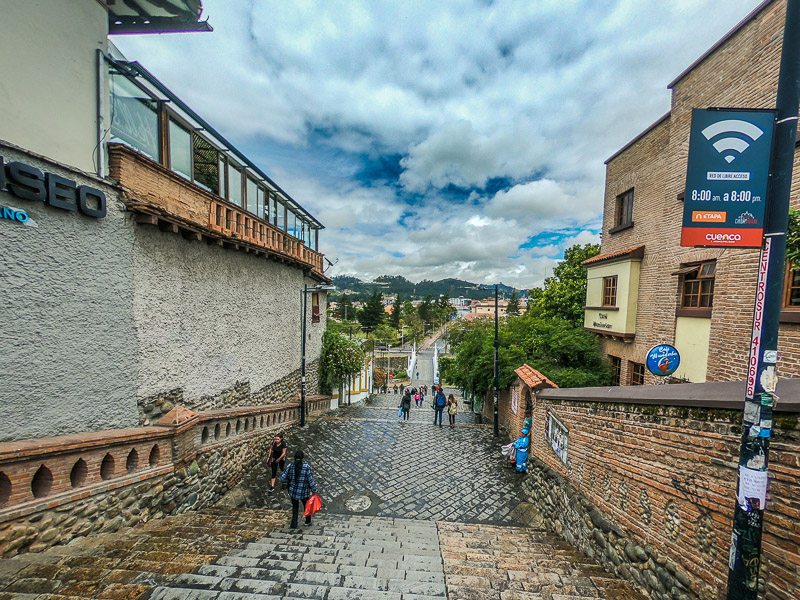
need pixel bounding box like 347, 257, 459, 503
681, 109, 775, 248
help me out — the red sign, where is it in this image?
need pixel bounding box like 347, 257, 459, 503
680, 227, 763, 247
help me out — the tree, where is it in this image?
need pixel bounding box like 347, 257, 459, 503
528, 243, 600, 327
334, 293, 355, 321
357, 291, 385, 330
506, 290, 520, 316
417, 295, 434, 329
389, 295, 402, 329
445, 307, 611, 394
319, 330, 365, 397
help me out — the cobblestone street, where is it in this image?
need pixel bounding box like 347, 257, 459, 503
225, 390, 527, 525
0, 381, 645, 600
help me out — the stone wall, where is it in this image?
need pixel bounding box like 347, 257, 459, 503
597, 0, 800, 384
138, 360, 321, 426
524, 389, 800, 600
0, 397, 330, 558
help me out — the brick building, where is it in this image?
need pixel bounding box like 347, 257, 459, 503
0, 1, 332, 556
582, 0, 800, 385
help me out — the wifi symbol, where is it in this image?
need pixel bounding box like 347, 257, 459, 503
701, 119, 765, 163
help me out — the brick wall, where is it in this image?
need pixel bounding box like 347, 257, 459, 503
598, 0, 800, 382
525, 390, 800, 600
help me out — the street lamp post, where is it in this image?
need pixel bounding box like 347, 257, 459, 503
493, 284, 499, 437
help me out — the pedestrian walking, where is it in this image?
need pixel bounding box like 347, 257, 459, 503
433, 388, 447, 428
419, 390, 425, 408
266, 433, 287, 493
400, 389, 411, 421
447, 394, 458, 428
280, 449, 318, 528
414, 391, 420, 407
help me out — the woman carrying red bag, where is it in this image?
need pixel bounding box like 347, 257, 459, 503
280, 449, 319, 528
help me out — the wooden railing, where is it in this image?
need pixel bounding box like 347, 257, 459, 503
109, 144, 326, 277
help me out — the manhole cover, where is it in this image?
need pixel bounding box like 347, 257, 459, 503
345, 494, 372, 512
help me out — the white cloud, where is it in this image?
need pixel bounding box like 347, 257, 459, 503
113, 0, 764, 288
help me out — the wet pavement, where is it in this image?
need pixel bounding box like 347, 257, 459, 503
0, 352, 645, 599
224, 390, 528, 525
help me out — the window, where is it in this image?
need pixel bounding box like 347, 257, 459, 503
681, 261, 715, 309
629, 362, 645, 385
257, 187, 265, 220
609, 355, 621, 386
246, 178, 258, 215
603, 276, 618, 306
218, 156, 227, 197
276, 198, 285, 230
192, 135, 219, 192
312, 292, 320, 323
110, 73, 160, 160
227, 163, 242, 207
785, 267, 800, 308
614, 189, 634, 229
169, 119, 192, 180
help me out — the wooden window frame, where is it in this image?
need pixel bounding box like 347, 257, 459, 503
629, 361, 645, 386
602, 275, 618, 307
612, 189, 634, 231
609, 355, 621, 386
679, 261, 715, 314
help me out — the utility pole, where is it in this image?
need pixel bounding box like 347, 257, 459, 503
727, 2, 800, 598
300, 284, 307, 427
493, 284, 499, 437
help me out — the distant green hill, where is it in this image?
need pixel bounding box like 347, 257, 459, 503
331, 275, 524, 301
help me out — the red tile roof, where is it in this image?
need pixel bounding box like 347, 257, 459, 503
581, 244, 645, 266
515, 364, 558, 390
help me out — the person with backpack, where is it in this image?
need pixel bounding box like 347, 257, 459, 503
280, 449, 318, 528
400, 389, 412, 421
419, 389, 425, 408
433, 388, 447, 428
447, 394, 458, 428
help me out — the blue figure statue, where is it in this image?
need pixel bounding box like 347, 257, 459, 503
513, 428, 530, 473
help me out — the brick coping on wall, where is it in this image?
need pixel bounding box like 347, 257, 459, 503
0, 396, 330, 524
539, 378, 800, 412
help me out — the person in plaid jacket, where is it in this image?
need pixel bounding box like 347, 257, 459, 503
280, 449, 318, 528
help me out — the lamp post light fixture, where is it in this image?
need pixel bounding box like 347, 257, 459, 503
301, 283, 335, 427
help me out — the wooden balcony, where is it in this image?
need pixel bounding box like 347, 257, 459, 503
108, 143, 327, 279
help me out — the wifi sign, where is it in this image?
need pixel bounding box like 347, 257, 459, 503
701, 119, 765, 163
681, 108, 775, 249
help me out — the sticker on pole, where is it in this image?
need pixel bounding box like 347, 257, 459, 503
646, 344, 680, 377
737, 466, 768, 510
681, 109, 775, 248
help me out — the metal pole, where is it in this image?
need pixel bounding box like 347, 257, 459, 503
300, 284, 307, 427
727, 3, 800, 598
493, 284, 499, 437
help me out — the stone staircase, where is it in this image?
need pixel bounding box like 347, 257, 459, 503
438, 522, 648, 600
150, 513, 447, 600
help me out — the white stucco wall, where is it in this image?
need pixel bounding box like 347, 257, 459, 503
0, 0, 107, 173
132, 227, 326, 402
0, 146, 139, 442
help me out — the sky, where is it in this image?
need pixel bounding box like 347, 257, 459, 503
113, 0, 765, 289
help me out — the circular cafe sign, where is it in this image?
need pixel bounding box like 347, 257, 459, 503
646, 344, 681, 377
